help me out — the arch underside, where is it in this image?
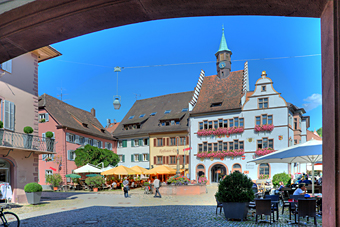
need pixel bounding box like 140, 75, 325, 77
0, 0, 327, 63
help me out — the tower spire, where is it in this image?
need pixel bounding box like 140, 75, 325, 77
217, 25, 231, 53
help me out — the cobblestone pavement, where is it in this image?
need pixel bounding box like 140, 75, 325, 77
7, 186, 322, 226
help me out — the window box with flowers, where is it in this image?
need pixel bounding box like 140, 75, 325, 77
258, 174, 269, 179
254, 124, 274, 132
197, 127, 244, 138
197, 150, 245, 160
255, 148, 275, 156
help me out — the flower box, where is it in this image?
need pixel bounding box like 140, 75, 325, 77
197, 127, 244, 137
255, 148, 275, 156
255, 124, 274, 132
197, 149, 245, 159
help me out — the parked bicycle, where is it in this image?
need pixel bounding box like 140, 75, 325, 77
0, 206, 20, 227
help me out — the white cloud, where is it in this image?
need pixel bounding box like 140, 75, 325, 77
302, 94, 322, 111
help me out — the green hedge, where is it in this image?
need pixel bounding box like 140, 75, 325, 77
23, 126, 34, 134
0, 121, 3, 129
45, 131, 54, 138
24, 182, 42, 193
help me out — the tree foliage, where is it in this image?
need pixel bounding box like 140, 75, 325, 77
272, 172, 291, 187
46, 173, 63, 187
317, 127, 322, 137
85, 176, 105, 188
215, 171, 254, 203
74, 144, 119, 168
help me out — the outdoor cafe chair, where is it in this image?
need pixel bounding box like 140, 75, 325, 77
265, 195, 280, 221
287, 195, 305, 223
296, 199, 317, 226
214, 196, 223, 215
255, 199, 274, 224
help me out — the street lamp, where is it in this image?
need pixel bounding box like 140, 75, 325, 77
113, 66, 122, 110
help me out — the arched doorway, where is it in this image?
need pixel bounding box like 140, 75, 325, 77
196, 164, 205, 180
0, 159, 11, 184
211, 164, 226, 183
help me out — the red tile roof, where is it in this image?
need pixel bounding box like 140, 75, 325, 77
191, 70, 244, 114
307, 130, 322, 141
106, 122, 120, 134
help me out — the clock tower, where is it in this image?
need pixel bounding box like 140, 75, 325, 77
215, 26, 232, 79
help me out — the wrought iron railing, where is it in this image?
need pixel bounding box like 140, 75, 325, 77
0, 130, 56, 152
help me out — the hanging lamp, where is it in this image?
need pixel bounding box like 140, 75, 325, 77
113, 66, 122, 110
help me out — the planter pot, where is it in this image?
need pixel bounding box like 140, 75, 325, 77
25, 191, 42, 205
222, 202, 249, 221
93, 188, 98, 192
53, 187, 58, 191
24, 134, 33, 149
0, 129, 3, 146
220, 157, 224, 161
46, 138, 55, 152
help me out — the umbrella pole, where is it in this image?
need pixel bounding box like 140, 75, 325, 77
312, 163, 315, 196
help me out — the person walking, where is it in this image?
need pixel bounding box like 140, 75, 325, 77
122, 177, 129, 198
153, 176, 161, 198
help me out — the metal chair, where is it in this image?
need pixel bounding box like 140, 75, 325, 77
288, 195, 305, 222
255, 199, 273, 224
297, 199, 317, 226
265, 195, 280, 221
215, 196, 223, 215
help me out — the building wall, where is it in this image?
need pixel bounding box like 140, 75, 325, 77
116, 136, 150, 169
150, 132, 189, 171
38, 109, 116, 185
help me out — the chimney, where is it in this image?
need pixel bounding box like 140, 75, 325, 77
114, 119, 117, 123
91, 108, 95, 117
107, 119, 111, 127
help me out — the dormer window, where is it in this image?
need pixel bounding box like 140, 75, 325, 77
150, 112, 157, 116
139, 114, 145, 118
181, 108, 188, 112
164, 110, 171, 114
210, 102, 222, 107
128, 115, 134, 119
82, 123, 88, 128
261, 85, 266, 92
101, 129, 105, 133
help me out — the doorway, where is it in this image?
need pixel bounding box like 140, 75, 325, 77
211, 164, 226, 183
0, 159, 10, 184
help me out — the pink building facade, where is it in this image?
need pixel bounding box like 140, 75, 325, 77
0, 47, 61, 203
38, 94, 116, 186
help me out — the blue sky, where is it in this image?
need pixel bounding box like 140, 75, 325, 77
39, 16, 321, 130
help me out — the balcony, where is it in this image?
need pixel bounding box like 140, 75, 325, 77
0, 130, 56, 153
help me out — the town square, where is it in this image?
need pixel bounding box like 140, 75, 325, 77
0, 0, 336, 226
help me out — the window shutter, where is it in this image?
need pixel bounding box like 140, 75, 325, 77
186, 155, 189, 164
147, 138, 149, 146
139, 139, 143, 146
163, 156, 166, 164
167, 138, 169, 146
52, 132, 55, 139
123, 140, 127, 148
154, 138, 156, 147
147, 154, 149, 161
154, 156, 156, 164
45, 113, 49, 122
180, 155, 184, 165
42, 133, 46, 142
131, 140, 134, 147
186, 136, 189, 145
131, 154, 134, 162
84, 138, 89, 145
9, 102, 15, 131
75, 135, 79, 144
67, 150, 71, 160
162, 138, 165, 146
3, 100, 14, 130
122, 155, 125, 162
66, 133, 70, 142
166, 156, 169, 164
139, 154, 143, 162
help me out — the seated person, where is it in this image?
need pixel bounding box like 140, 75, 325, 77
111, 181, 117, 189
293, 183, 307, 195
278, 181, 285, 191
302, 178, 312, 185
295, 178, 302, 184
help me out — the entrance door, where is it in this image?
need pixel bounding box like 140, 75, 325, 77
0, 159, 10, 184
211, 164, 226, 183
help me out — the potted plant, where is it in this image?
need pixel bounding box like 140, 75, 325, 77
198, 175, 208, 184
45, 131, 54, 152
0, 121, 3, 146
24, 182, 42, 204
46, 173, 63, 191
215, 171, 254, 221
85, 175, 104, 192
23, 126, 34, 149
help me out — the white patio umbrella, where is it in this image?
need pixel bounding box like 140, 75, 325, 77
100, 165, 115, 172
249, 139, 322, 195
74, 163, 102, 173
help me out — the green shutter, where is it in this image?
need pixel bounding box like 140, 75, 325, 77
122, 155, 125, 162
147, 138, 149, 146
123, 140, 127, 147
131, 140, 134, 147
139, 154, 143, 162
139, 139, 143, 146
147, 154, 149, 161
131, 154, 134, 162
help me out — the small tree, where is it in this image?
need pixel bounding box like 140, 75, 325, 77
317, 127, 322, 137
74, 144, 119, 167
215, 171, 254, 203
272, 172, 291, 187
85, 176, 105, 188
46, 173, 63, 187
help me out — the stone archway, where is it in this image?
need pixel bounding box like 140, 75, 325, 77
208, 162, 228, 184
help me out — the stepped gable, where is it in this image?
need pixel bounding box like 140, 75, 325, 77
191, 70, 244, 114
38, 94, 113, 140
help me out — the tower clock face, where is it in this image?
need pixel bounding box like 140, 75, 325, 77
219, 62, 226, 69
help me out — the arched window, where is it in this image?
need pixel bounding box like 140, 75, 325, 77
196, 164, 206, 181
259, 163, 270, 175
232, 163, 242, 173
197, 165, 204, 169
